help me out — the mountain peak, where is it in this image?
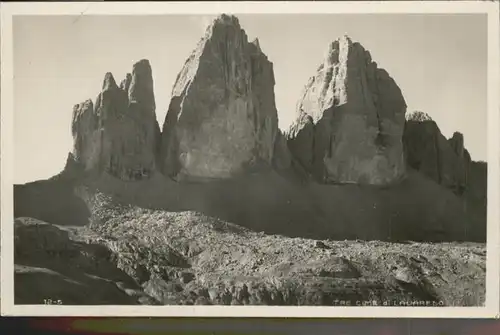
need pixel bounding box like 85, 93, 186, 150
132, 59, 152, 70
289, 36, 407, 185
213, 13, 240, 26
159, 13, 281, 180
72, 60, 160, 181
102, 72, 118, 91
406, 110, 433, 122
251, 38, 261, 52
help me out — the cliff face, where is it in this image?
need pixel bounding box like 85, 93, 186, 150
403, 111, 473, 194
287, 35, 407, 185
159, 15, 283, 180
71, 60, 160, 181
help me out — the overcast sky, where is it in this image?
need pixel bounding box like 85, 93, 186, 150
13, 13, 487, 184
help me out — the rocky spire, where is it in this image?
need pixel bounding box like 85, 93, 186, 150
71, 60, 160, 181
251, 38, 261, 52
128, 59, 156, 113
403, 113, 472, 194
119, 73, 132, 92
287, 35, 407, 185
101, 72, 118, 91
159, 14, 285, 180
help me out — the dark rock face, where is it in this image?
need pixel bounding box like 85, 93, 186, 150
403, 111, 473, 195
287, 35, 407, 185
403, 111, 441, 183
463, 160, 487, 242
402, 111, 486, 242
128, 59, 156, 112
272, 129, 292, 171
468, 161, 487, 198
119, 73, 132, 93
71, 60, 160, 181
159, 14, 283, 180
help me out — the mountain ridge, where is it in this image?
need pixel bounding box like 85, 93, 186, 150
16, 14, 487, 243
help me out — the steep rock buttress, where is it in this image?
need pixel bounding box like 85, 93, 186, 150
287, 35, 407, 185
71, 60, 160, 181
160, 14, 284, 180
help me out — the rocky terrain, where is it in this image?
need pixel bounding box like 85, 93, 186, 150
14, 210, 485, 306
13, 14, 487, 306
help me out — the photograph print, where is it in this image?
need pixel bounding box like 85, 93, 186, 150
2, 1, 499, 317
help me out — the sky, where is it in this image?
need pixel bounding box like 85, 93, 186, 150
13, 13, 488, 184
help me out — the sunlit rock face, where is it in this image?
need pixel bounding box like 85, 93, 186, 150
287, 35, 407, 185
160, 14, 282, 180
71, 60, 160, 181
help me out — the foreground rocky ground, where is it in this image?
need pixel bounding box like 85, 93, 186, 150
14, 190, 486, 306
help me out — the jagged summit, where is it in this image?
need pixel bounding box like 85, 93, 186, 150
102, 72, 118, 91
212, 13, 240, 26
340, 33, 351, 41
334, 34, 353, 47
159, 13, 285, 180
72, 99, 93, 115
128, 58, 156, 112
133, 58, 152, 67
209, 14, 244, 41
70, 59, 160, 181
251, 38, 261, 52
403, 111, 471, 194
198, 14, 242, 40
406, 110, 433, 122
287, 36, 407, 185
323, 35, 366, 65
450, 131, 465, 144
120, 73, 132, 92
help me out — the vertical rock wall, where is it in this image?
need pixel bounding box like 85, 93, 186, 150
287, 36, 406, 185
159, 15, 282, 180
71, 60, 160, 181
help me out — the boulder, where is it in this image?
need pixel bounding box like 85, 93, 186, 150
71, 60, 160, 181
287, 35, 406, 185
160, 14, 280, 180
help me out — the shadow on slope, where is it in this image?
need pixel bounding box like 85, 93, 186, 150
13, 153, 484, 242
308, 169, 475, 242
86, 167, 480, 242
461, 162, 487, 242
14, 172, 91, 227
14, 217, 157, 305
87, 169, 333, 240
